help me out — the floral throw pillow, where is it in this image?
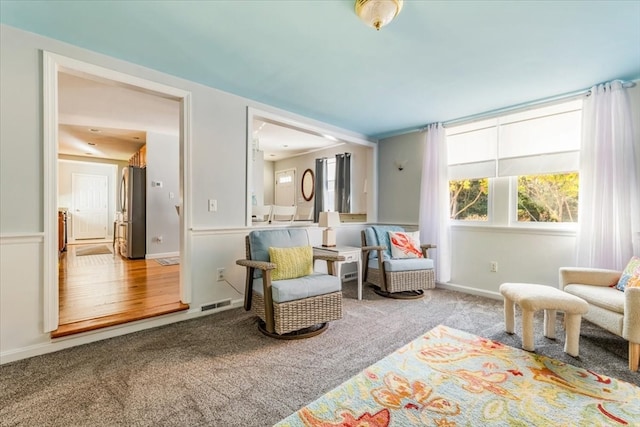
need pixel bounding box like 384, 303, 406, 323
388, 231, 424, 259
615, 256, 640, 291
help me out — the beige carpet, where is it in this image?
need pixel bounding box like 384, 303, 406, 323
75, 244, 112, 256
0, 285, 636, 426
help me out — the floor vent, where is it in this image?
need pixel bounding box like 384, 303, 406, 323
343, 272, 358, 281
201, 299, 232, 312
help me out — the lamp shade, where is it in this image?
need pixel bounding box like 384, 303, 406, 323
318, 211, 340, 228
355, 0, 403, 31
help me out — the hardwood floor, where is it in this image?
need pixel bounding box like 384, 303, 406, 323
53, 243, 189, 338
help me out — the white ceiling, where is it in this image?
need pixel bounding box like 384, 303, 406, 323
58, 72, 332, 161
2, 1, 638, 138
58, 124, 146, 161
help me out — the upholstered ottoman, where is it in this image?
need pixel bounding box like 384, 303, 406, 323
499, 283, 589, 357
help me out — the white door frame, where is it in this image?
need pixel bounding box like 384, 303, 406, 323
42, 52, 193, 333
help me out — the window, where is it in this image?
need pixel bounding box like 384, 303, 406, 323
517, 173, 579, 222
324, 158, 336, 212
450, 178, 489, 221
446, 99, 582, 225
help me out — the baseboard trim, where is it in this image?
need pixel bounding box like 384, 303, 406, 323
0, 299, 243, 365
436, 282, 502, 301
145, 251, 180, 259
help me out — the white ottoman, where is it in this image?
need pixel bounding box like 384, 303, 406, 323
499, 282, 589, 357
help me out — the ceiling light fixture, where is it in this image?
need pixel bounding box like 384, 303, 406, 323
355, 0, 403, 31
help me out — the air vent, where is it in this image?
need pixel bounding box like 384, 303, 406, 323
201, 299, 232, 312
343, 272, 358, 281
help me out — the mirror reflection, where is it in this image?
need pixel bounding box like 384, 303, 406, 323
248, 112, 374, 225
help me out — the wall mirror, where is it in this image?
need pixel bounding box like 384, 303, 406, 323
301, 169, 314, 201
246, 107, 378, 227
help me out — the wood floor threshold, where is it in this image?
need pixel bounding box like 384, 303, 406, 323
51, 302, 190, 338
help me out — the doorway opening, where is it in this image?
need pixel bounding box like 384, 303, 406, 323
43, 52, 192, 335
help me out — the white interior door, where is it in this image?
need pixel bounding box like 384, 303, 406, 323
72, 173, 108, 240
275, 168, 295, 206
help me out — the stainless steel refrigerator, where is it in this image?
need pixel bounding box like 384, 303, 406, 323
119, 166, 146, 259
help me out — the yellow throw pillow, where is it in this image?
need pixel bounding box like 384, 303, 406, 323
268, 246, 313, 281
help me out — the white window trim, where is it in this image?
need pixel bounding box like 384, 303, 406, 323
448, 98, 582, 230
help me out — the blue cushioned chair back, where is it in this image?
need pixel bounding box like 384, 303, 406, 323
249, 229, 310, 278
364, 225, 404, 259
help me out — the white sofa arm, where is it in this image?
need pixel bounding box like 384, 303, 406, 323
559, 267, 621, 290
623, 287, 640, 343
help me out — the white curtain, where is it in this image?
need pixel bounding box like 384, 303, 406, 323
576, 81, 639, 270
419, 123, 451, 282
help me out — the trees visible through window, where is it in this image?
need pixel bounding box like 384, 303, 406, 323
517, 173, 578, 222
449, 179, 488, 220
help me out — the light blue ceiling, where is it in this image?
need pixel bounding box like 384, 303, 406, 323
2, 0, 639, 138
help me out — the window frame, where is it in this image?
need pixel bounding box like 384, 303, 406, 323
447, 98, 582, 232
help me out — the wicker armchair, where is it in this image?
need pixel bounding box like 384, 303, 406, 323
237, 229, 344, 339
361, 226, 436, 299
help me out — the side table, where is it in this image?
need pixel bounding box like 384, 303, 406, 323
313, 246, 363, 300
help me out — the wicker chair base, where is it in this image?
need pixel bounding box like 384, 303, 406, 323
367, 267, 435, 294
257, 320, 328, 339
372, 287, 424, 299
252, 290, 343, 336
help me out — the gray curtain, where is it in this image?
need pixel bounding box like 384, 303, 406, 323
335, 153, 351, 213
314, 158, 327, 222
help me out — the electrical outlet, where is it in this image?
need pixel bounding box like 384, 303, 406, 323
156, 236, 163, 243
217, 268, 225, 281
490, 261, 498, 272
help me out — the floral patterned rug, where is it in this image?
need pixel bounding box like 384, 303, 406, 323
275, 325, 640, 426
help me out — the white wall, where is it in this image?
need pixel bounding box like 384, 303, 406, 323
378, 84, 640, 299
378, 132, 423, 224
251, 150, 265, 206
145, 132, 180, 256
0, 24, 373, 363
263, 160, 274, 205
273, 143, 372, 216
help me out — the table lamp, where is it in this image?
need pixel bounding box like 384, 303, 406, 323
319, 211, 340, 247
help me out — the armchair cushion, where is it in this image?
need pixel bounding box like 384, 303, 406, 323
564, 284, 625, 314
388, 231, 423, 259
252, 273, 341, 303
615, 256, 640, 291
385, 258, 435, 272
368, 258, 435, 272
249, 229, 309, 278
268, 246, 313, 280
